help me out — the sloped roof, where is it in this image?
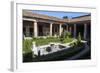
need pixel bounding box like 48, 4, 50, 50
70, 14, 91, 23
23, 10, 91, 23
23, 10, 68, 23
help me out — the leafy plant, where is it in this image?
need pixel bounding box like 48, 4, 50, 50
64, 31, 71, 39
60, 30, 72, 43
32, 37, 61, 46
23, 39, 35, 62
23, 39, 33, 54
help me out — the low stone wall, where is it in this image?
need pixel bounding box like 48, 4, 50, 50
32, 39, 87, 56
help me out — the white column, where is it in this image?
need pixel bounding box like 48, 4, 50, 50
50, 23, 53, 36
74, 24, 76, 38
34, 21, 38, 37
84, 23, 87, 39
59, 24, 62, 36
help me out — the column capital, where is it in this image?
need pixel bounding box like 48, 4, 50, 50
34, 20, 37, 23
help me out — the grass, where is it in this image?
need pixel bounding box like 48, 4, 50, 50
33, 37, 74, 46
32, 37, 61, 46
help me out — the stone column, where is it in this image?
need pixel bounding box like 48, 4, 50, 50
69, 27, 72, 33
34, 20, 38, 37
50, 23, 53, 36
59, 24, 62, 36
74, 24, 76, 38
84, 23, 87, 39
66, 24, 68, 31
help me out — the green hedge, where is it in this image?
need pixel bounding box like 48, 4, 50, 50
32, 37, 61, 46
32, 36, 74, 46
23, 39, 33, 54
60, 31, 73, 43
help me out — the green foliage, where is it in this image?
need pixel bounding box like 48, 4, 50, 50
60, 30, 72, 43
23, 39, 35, 62
63, 16, 68, 19
69, 32, 82, 47
32, 37, 61, 46
32, 31, 73, 46
74, 41, 78, 46
23, 39, 33, 54
69, 41, 77, 47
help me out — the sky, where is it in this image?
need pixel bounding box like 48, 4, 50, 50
32, 10, 90, 19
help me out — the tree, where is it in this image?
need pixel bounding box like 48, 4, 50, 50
63, 16, 68, 19
60, 30, 71, 43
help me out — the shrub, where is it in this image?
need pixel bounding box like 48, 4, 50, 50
69, 41, 77, 47
60, 30, 72, 43
64, 31, 71, 39
23, 39, 33, 54
32, 37, 61, 46
74, 41, 78, 46
23, 39, 35, 62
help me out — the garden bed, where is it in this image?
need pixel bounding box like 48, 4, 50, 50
23, 31, 87, 62
32, 37, 74, 46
